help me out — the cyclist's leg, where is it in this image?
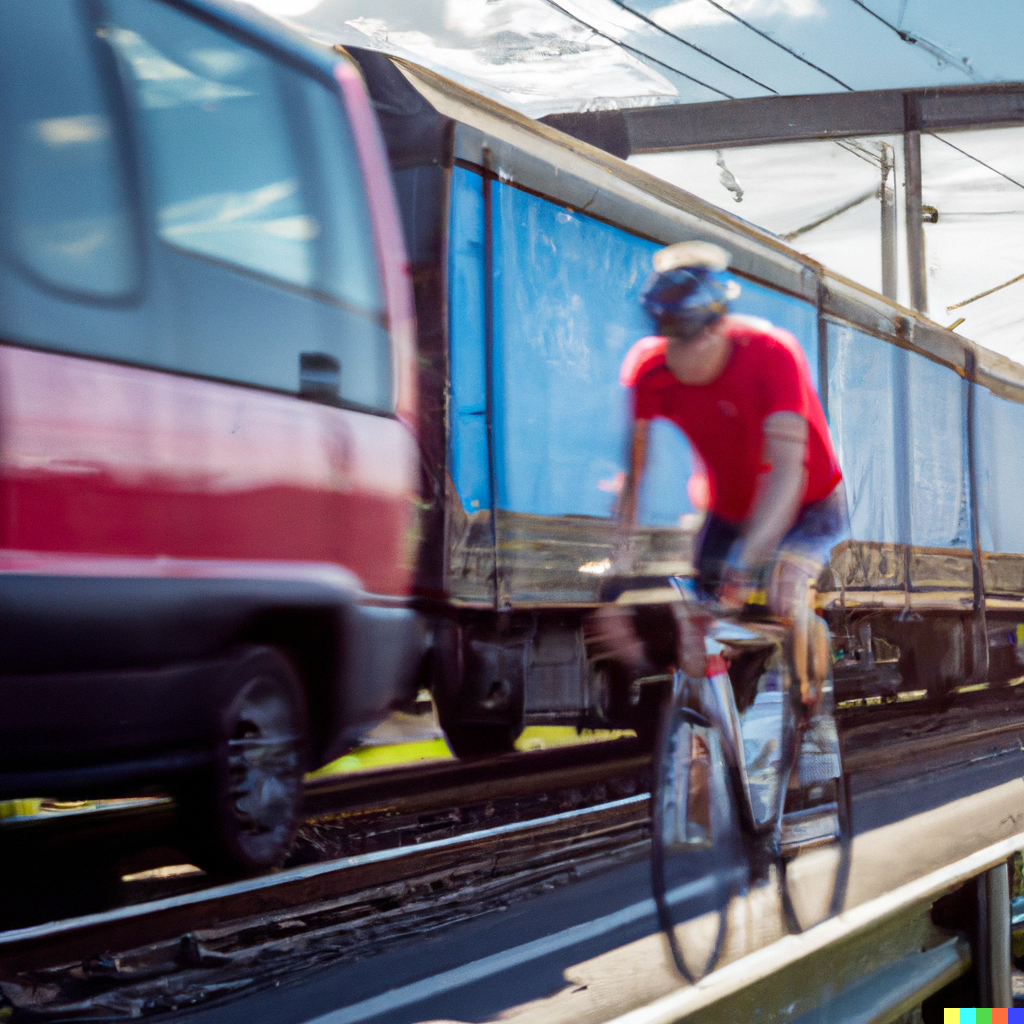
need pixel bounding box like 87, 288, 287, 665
771, 484, 849, 792
674, 514, 739, 678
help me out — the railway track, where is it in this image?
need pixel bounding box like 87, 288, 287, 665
0, 792, 651, 1019
3, 688, 1024, 1021
0, 737, 652, 943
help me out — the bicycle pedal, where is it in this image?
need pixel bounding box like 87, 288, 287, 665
780, 803, 841, 853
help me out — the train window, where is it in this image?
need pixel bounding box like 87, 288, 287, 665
0, 1, 138, 299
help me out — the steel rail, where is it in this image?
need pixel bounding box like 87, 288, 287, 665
0, 793, 650, 976
0, 738, 648, 852
304, 736, 649, 814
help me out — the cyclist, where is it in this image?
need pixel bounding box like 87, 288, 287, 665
592, 240, 848, 784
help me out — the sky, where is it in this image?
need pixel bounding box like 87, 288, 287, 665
246, 0, 1024, 114
243, 0, 1024, 361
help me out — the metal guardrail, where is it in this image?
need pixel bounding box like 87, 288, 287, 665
605, 835, 1024, 1024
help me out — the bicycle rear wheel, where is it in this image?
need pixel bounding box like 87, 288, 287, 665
778, 675, 851, 933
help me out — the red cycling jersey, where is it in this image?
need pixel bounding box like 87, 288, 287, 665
621, 316, 842, 524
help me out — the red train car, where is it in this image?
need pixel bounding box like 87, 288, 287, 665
0, 0, 423, 869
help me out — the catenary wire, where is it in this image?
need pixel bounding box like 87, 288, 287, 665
544, 2, 1024, 216
929, 134, 1024, 192
844, 0, 977, 79
604, 0, 779, 95
676, 0, 853, 90
542, 0, 734, 99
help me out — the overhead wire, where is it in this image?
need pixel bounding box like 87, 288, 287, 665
928, 134, 1024, 193
541, 0, 734, 99
682, 0, 854, 91
546, 0, 1024, 228
603, 0, 779, 95
844, 0, 978, 79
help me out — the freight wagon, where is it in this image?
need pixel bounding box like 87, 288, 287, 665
348, 50, 1024, 754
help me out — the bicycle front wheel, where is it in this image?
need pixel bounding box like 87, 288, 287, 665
650, 675, 746, 982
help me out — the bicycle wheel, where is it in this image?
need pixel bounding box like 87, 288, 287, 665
650, 674, 746, 982
778, 667, 851, 933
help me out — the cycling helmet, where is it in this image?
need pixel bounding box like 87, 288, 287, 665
640, 241, 741, 339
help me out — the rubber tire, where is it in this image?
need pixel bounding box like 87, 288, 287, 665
651, 681, 744, 982
777, 641, 851, 935
180, 647, 309, 875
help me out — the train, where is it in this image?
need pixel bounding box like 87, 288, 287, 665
3, 0, 1024, 877
354, 49, 1024, 749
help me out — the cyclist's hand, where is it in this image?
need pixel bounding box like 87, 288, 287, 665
673, 603, 710, 678
585, 605, 647, 671
719, 565, 755, 610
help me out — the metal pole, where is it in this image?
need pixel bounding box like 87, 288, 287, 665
481, 148, 502, 612
903, 124, 927, 313
880, 143, 897, 301
978, 862, 1013, 1008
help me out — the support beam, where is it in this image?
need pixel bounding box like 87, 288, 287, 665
903, 120, 927, 314
880, 143, 898, 301
977, 862, 1012, 1008
540, 82, 1024, 156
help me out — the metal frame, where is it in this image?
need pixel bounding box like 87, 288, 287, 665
540, 82, 1024, 155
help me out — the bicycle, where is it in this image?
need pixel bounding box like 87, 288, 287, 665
599, 575, 851, 982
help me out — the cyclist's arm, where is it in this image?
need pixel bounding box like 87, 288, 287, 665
738, 411, 807, 570
617, 417, 649, 531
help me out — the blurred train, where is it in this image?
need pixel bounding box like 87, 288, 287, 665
3, 0, 1024, 871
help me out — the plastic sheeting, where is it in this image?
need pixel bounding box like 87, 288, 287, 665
447, 167, 490, 512
631, 138, 903, 306
906, 350, 970, 550
921, 127, 1024, 366
975, 387, 1024, 555
447, 169, 821, 527
490, 180, 661, 520
827, 323, 898, 545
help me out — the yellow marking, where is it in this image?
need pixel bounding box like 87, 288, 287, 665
515, 726, 634, 751
308, 738, 453, 777
897, 689, 928, 702
614, 588, 682, 605
307, 726, 638, 778
0, 798, 42, 819
122, 863, 204, 883
951, 682, 990, 694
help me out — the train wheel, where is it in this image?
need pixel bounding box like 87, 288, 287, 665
778, 676, 851, 933
651, 677, 745, 982
440, 722, 519, 759
182, 648, 309, 874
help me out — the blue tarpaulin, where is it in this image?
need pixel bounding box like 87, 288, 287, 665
449, 169, 823, 528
